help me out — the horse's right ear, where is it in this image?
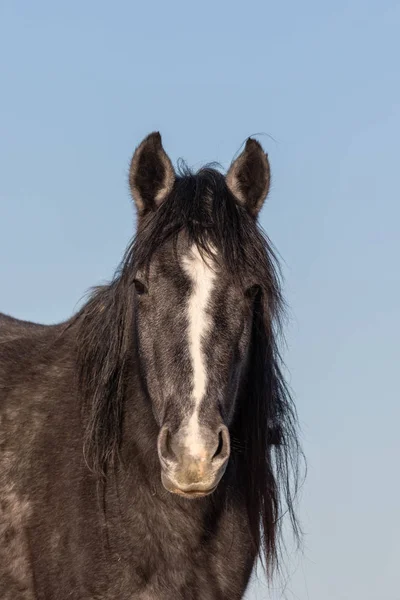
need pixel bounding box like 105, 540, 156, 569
129, 132, 175, 215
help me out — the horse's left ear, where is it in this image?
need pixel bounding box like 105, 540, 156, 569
129, 132, 175, 215
226, 138, 271, 218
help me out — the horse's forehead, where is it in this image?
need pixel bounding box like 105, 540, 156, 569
181, 243, 218, 277
148, 237, 221, 282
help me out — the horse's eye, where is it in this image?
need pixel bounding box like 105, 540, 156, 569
245, 285, 261, 300
133, 279, 148, 296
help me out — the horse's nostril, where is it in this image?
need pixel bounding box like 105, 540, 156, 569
165, 429, 173, 457
212, 426, 230, 463
213, 431, 224, 459
158, 427, 176, 463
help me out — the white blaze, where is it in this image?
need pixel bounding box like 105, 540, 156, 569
182, 244, 216, 457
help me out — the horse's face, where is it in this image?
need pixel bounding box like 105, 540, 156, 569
130, 133, 270, 498
134, 240, 256, 497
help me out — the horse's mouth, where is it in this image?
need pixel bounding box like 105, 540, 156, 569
169, 485, 218, 499
161, 472, 219, 499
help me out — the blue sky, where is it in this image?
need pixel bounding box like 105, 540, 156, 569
1, 1, 399, 598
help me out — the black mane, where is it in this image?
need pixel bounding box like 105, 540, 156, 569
73, 165, 302, 574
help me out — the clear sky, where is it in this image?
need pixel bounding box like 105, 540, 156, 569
1, 1, 399, 598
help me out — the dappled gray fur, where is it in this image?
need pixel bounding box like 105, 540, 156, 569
0, 134, 301, 599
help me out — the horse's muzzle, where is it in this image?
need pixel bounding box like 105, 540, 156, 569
157, 424, 230, 498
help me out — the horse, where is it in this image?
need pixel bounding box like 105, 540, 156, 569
0, 133, 301, 599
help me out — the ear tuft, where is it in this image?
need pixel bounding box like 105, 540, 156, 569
129, 132, 175, 215
226, 138, 271, 217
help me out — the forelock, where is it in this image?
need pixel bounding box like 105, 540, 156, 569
120, 166, 281, 311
